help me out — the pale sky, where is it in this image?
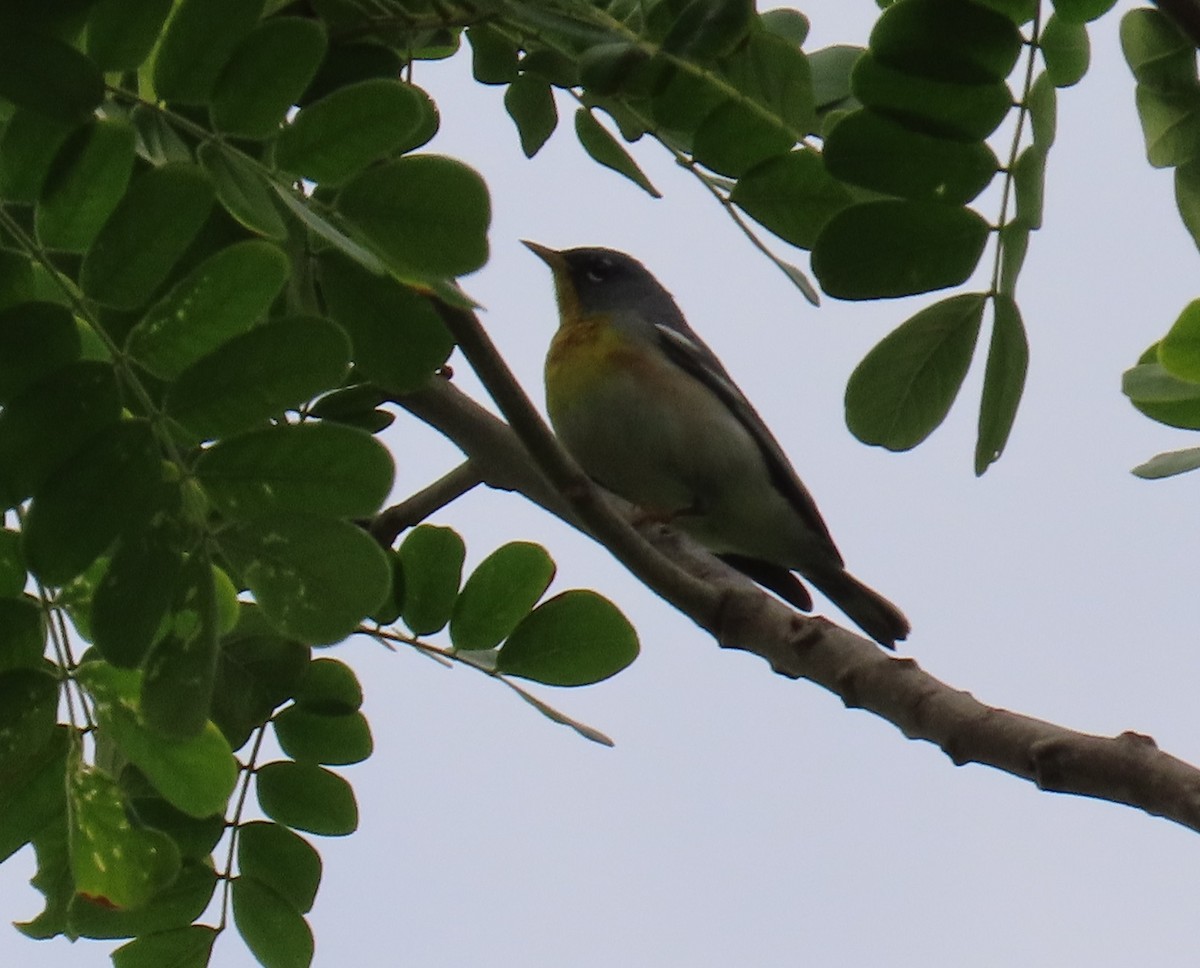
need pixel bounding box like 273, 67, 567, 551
8, 3, 1200, 966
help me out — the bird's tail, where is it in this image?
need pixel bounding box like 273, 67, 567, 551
810, 569, 910, 649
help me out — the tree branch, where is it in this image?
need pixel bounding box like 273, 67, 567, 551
371, 459, 484, 546
388, 303, 1200, 835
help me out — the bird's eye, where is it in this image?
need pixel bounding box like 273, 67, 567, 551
585, 259, 614, 283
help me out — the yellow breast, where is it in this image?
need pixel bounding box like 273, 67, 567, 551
544, 315, 641, 415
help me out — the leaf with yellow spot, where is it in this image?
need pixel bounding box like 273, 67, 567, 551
68, 758, 181, 910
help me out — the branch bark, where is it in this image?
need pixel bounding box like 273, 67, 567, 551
379, 302, 1200, 836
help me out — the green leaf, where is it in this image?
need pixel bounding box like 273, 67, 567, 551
496, 590, 639, 686
237, 821, 321, 913
129, 104, 192, 166
1051, 0, 1116, 22
36, 118, 136, 252
1175, 160, 1200, 255
85, 0, 175, 71
15, 821, 71, 939
197, 141, 288, 240
693, 99, 794, 177
140, 552, 221, 738
294, 657, 363, 714
0, 360, 120, 508
870, 0, 1023, 83
0, 110, 77, 202
998, 218, 1032, 297
273, 184, 387, 276
0, 25, 103, 124
126, 240, 290, 379
80, 163, 215, 310
468, 23, 519, 84
308, 385, 389, 425
0, 301, 80, 404
579, 42, 652, 96
153, 0, 265, 105
1027, 71, 1057, 148
24, 420, 167, 586
1123, 361, 1200, 428
128, 795, 224, 861
233, 876, 314, 968
729, 149, 853, 249
67, 862, 216, 940
1134, 85, 1200, 169
450, 542, 556, 651
219, 512, 390, 644
316, 250, 454, 392
0, 668, 58, 773
851, 51, 1012, 141
211, 628, 310, 750
92, 524, 185, 668
167, 316, 351, 440
77, 662, 238, 818
256, 761, 358, 836
760, 8, 810, 47
211, 18, 328, 139
812, 200, 990, 299
0, 727, 68, 865
302, 42, 404, 104
112, 925, 218, 968
397, 524, 465, 636
808, 45, 861, 111
276, 79, 430, 185
0, 596, 44, 671
845, 293, 987, 450
1040, 14, 1090, 88
662, 0, 753, 60
68, 762, 181, 910
196, 422, 393, 520
1159, 299, 1200, 381
504, 72, 558, 158
273, 707, 372, 765
1012, 143, 1046, 229
336, 154, 492, 279
975, 294, 1028, 475
0, 529, 26, 598
1120, 8, 1196, 92
1131, 447, 1200, 479
651, 67, 726, 137
724, 29, 815, 132
574, 108, 661, 198
824, 109, 998, 204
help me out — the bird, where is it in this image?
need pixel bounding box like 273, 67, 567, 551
523, 241, 910, 648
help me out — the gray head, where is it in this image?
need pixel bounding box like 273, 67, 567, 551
523, 242, 687, 329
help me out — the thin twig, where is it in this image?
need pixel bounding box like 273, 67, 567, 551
370, 460, 485, 546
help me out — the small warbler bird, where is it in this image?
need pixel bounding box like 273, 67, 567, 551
524, 242, 910, 648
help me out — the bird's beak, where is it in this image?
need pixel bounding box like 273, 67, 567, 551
521, 241, 578, 326
521, 239, 565, 271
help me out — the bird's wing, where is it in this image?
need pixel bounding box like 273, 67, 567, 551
653, 322, 843, 564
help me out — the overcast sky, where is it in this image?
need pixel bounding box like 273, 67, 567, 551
9, 3, 1200, 966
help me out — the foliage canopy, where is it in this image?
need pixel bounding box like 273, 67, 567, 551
1, 0, 1198, 964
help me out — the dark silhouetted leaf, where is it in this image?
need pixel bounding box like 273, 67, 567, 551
812, 200, 990, 299
975, 294, 1028, 474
